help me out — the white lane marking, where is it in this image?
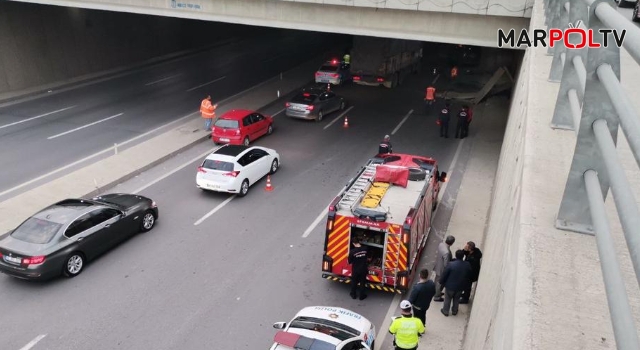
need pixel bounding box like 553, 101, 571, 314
302, 208, 329, 238
194, 195, 236, 226
0, 106, 76, 130
145, 74, 180, 86
391, 109, 413, 135
272, 108, 286, 118
132, 147, 219, 194
47, 113, 123, 140
186, 76, 226, 92
431, 73, 440, 85
437, 138, 465, 207
374, 294, 402, 350
323, 106, 354, 130
0, 111, 198, 199
19, 334, 47, 350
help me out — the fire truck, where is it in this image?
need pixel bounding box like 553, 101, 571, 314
321, 153, 447, 294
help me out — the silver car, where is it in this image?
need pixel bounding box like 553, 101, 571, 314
285, 89, 346, 122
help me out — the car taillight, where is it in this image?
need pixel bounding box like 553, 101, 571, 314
197, 166, 207, 173
315, 72, 321, 76
353, 76, 360, 81
377, 77, 384, 82
285, 102, 291, 107
330, 73, 339, 78
306, 105, 314, 111
23, 256, 46, 265
224, 171, 240, 177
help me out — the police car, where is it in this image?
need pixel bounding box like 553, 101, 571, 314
314, 59, 351, 85
270, 306, 376, 350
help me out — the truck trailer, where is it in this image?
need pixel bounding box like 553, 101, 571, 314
321, 153, 447, 294
350, 37, 423, 89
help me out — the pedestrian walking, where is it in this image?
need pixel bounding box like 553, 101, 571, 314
460, 241, 483, 304
433, 235, 455, 301
440, 249, 472, 316
438, 102, 451, 138
389, 300, 425, 350
378, 135, 393, 154
408, 269, 436, 327
455, 106, 468, 139
348, 236, 368, 300
200, 95, 217, 131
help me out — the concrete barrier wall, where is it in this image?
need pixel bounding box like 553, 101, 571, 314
0, 1, 251, 95
462, 46, 530, 350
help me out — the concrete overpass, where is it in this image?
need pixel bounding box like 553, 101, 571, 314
11, 0, 530, 48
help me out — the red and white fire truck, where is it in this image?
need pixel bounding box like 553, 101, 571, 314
321, 153, 447, 294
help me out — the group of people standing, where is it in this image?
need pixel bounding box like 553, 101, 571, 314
386, 236, 482, 349
424, 86, 474, 139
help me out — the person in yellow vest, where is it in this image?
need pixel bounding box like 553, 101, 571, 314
451, 66, 458, 80
200, 95, 217, 131
343, 53, 350, 65
389, 300, 425, 350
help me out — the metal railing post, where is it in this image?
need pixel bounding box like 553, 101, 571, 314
584, 170, 640, 350
548, 2, 571, 65
550, 0, 589, 129
547, 0, 566, 55
555, 0, 620, 234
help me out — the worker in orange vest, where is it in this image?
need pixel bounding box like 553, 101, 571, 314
451, 66, 458, 79
425, 85, 436, 114
200, 95, 217, 131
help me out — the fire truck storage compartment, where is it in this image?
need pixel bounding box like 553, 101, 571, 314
351, 226, 385, 274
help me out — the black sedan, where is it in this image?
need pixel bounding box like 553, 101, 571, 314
0, 193, 158, 280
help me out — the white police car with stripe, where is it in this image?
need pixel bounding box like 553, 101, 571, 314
270, 306, 376, 350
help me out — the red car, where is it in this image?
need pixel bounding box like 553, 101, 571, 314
211, 109, 274, 146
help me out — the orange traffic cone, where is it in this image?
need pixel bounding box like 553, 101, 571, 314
265, 175, 274, 191
343, 116, 349, 128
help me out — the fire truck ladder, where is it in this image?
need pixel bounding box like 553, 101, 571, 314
338, 164, 378, 209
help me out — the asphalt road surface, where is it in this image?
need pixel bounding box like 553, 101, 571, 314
0, 28, 347, 201
0, 53, 510, 349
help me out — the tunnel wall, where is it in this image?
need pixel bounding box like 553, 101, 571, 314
0, 1, 252, 96
462, 46, 530, 349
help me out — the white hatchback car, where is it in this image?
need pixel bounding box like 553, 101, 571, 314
196, 145, 280, 197
270, 306, 376, 350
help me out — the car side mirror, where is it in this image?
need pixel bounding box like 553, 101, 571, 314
439, 172, 448, 182
273, 322, 287, 329
360, 342, 371, 350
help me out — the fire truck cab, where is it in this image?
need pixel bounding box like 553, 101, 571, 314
322, 153, 447, 294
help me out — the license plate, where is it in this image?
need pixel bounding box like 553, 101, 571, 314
318, 78, 330, 83
220, 138, 230, 142
208, 184, 220, 189
4, 256, 21, 264
293, 105, 307, 111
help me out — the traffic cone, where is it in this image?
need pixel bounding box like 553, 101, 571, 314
265, 175, 274, 191
343, 116, 349, 128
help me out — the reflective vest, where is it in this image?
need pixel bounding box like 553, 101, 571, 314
425, 87, 436, 100
200, 99, 215, 118
343, 54, 350, 64
389, 316, 424, 349
451, 67, 458, 78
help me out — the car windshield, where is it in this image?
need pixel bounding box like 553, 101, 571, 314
11, 217, 62, 244
214, 119, 239, 129
202, 159, 234, 171
288, 316, 359, 342
319, 65, 339, 72
291, 94, 317, 104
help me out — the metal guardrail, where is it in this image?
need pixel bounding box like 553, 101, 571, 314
544, 0, 640, 348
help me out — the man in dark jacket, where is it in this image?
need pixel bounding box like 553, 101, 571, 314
408, 268, 436, 327
455, 106, 469, 139
348, 236, 369, 300
460, 241, 482, 304
438, 103, 451, 138
440, 249, 472, 316
378, 135, 392, 154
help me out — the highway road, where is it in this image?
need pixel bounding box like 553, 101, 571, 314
0, 53, 506, 349
0, 28, 347, 202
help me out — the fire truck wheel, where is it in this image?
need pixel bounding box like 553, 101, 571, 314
269, 159, 279, 174
239, 179, 250, 197
408, 168, 427, 181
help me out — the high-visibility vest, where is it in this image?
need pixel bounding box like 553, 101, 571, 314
451, 67, 458, 78
426, 87, 436, 100
389, 316, 425, 349
200, 99, 215, 118
343, 54, 350, 64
